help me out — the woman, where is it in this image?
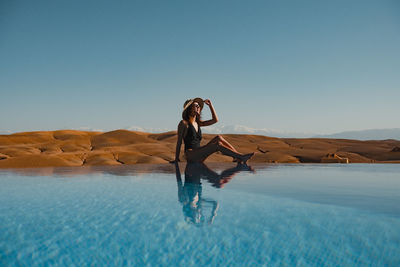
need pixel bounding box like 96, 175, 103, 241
172, 97, 254, 164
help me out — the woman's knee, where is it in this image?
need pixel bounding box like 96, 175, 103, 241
210, 135, 221, 144
216, 140, 223, 149
214, 135, 224, 142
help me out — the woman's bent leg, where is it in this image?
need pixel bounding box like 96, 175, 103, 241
186, 141, 252, 163
185, 143, 219, 163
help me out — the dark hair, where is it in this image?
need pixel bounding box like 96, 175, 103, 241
182, 103, 201, 122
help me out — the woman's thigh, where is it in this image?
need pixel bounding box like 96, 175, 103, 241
185, 143, 218, 162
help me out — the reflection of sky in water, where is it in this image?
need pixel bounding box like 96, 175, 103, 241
0, 164, 399, 266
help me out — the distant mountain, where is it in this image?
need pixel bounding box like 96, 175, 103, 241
127, 126, 170, 133
314, 128, 400, 140
201, 124, 313, 138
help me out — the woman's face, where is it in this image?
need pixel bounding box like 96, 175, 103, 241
191, 102, 201, 116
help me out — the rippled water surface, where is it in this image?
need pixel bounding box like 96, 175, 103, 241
1, 163, 399, 266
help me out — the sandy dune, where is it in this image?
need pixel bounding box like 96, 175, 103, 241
0, 129, 399, 168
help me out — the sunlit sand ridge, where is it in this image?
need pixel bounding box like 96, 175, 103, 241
0, 129, 399, 168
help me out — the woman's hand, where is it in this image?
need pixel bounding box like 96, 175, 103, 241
204, 99, 212, 106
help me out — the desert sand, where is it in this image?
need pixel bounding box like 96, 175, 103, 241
0, 129, 399, 169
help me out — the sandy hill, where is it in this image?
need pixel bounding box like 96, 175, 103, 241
0, 129, 399, 168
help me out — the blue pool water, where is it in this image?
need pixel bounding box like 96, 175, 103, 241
1, 163, 399, 266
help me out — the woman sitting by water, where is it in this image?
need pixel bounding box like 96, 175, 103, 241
172, 97, 254, 164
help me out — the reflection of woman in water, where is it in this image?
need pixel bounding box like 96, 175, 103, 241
171, 98, 254, 164
175, 162, 254, 225
175, 163, 218, 225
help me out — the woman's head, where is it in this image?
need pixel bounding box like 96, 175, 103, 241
182, 98, 204, 121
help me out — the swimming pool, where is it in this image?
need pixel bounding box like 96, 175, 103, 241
1, 163, 399, 266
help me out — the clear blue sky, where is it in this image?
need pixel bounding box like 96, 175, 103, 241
1, 0, 399, 134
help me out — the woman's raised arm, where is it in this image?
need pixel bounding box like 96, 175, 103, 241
199, 99, 219, 127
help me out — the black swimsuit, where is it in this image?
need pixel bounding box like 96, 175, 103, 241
184, 123, 202, 151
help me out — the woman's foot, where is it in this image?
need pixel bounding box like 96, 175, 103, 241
238, 152, 255, 164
